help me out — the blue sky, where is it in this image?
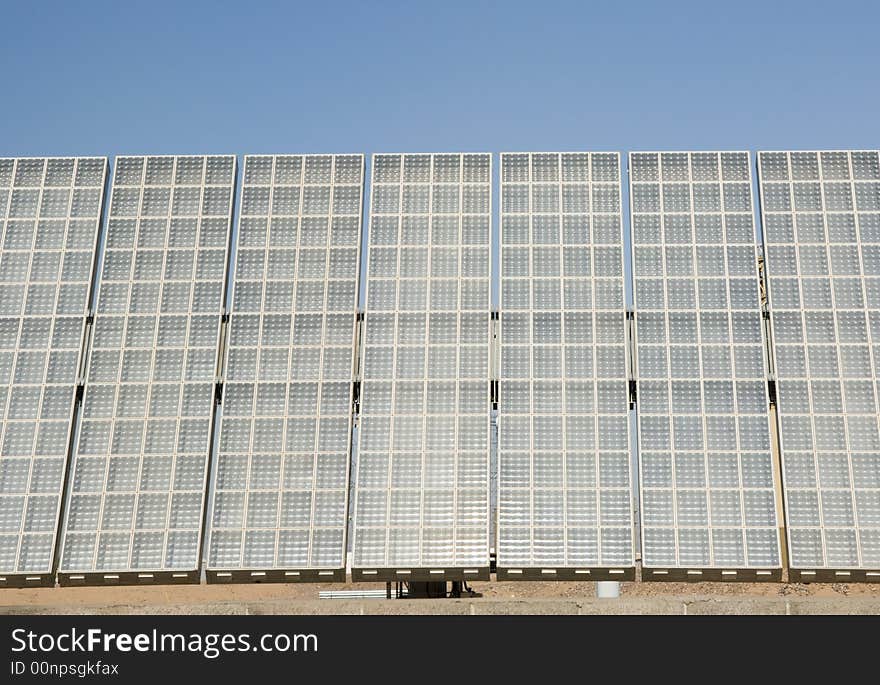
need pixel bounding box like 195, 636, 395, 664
2, 0, 878, 157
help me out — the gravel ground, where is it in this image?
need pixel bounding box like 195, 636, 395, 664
0, 577, 878, 610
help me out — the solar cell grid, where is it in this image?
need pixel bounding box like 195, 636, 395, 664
759, 150, 880, 579
352, 153, 492, 581
631, 151, 782, 578
497, 152, 633, 579
206, 154, 363, 581
58, 155, 235, 582
0, 157, 107, 584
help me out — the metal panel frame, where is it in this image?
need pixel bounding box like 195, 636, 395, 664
759, 149, 880, 582
496, 151, 634, 581
206, 154, 364, 584
352, 152, 492, 582
631, 151, 783, 581
0, 157, 108, 586
57, 155, 236, 585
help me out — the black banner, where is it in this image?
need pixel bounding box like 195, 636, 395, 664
0, 614, 873, 682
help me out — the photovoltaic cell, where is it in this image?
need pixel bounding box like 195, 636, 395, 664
206, 154, 363, 581
759, 150, 880, 579
352, 153, 492, 580
497, 152, 633, 579
631, 151, 782, 578
58, 155, 235, 582
0, 157, 107, 583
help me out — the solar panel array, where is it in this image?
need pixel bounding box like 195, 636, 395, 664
631, 151, 782, 578
2, 146, 880, 587
352, 153, 492, 580
207, 154, 363, 581
58, 156, 235, 583
497, 152, 633, 579
759, 150, 880, 579
0, 158, 107, 584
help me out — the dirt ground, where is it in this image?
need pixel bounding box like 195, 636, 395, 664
480, 579, 880, 599
1, 577, 878, 609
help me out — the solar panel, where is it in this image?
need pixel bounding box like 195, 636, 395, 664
631, 151, 782, 580
497, 152, 633, 580
0, 157, 107, 586
57, 155, 236, 584
759, 150, 880, 581
206, 154, 363, 582
352, 153, 492, 581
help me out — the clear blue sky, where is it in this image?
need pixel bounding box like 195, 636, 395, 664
2, 0, 878, 157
